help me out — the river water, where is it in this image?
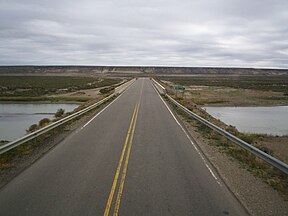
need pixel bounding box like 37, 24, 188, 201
0, 103, 79, 141
203, 106, 288, 135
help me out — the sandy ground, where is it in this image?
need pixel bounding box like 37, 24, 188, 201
257, 136, 288, 164
48, 87, 104, 100
48, 80, 126, 101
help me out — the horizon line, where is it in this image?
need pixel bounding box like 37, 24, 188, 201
0, 65, 288, 70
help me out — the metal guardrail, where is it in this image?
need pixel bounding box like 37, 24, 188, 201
115, 79, 135, 94
152, 79, 288, 175
0, 79, 135, 155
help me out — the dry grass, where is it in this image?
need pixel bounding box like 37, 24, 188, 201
177, 86, 288, 106
0, 76, 121, 102
164, 94, 288, 197
0, 95, 116, 169
161, 75, 288, 106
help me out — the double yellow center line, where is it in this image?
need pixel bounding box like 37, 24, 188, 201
104, 101, 140, 216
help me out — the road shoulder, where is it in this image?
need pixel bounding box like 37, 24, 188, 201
0, 100, 112, 189
169, 102, 288, 216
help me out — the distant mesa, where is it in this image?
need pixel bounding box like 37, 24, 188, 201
0, 66, 287, 76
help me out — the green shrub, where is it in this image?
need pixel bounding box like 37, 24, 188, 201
27, 124, 39, 133
55, 108, 65, 118
100, 87, 114, 94
39, 118, 51, 127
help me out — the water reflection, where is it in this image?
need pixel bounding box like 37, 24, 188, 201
0, 103, 79, 141
203, 106, 288, 135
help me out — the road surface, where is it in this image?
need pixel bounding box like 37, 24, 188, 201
0, 78, 248, 215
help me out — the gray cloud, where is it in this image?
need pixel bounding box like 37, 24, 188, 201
0, 0, 288, 68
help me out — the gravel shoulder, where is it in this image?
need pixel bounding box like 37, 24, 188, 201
174, 108, 288, 216
1, 86, 287, 215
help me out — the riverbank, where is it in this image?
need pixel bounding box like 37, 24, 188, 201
0, 76, 123, 141
161, 75, 288, 107
0, 76, 122, 102
170, 105, 288, 215
158, 77, 288, 199
169, 85, 288, 107
0, 94, 116, 189
0, 102, 80, 141
202, 106, 288, 136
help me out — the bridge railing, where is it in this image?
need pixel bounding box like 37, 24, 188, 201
152, 78, 288, 175
0, 79, 135, 155
115, 79, 135, 94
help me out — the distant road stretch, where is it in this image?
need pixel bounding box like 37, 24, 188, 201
0, 78, 248, 216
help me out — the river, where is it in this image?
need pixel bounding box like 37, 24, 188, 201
0, 103, 79, 141
203, 106, 288, 135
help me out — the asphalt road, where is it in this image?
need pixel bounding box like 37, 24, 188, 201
0, 78, 248, 216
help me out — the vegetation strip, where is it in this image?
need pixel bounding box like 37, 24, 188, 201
152, 78, 288, 196
160, 75, 288, 107
0, 93, 116, 155
0, 76, 120, 98
0, 79, 136, 155
161, 75, 288, 94
166, 94, 288, 175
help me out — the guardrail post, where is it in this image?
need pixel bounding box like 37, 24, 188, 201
151, 78, 288, 175
0, 79, 136, 155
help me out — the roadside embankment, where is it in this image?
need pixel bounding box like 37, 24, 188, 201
153, 78, 288, 215
0, 78, 134, 189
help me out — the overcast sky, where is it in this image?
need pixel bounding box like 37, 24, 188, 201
0, 0, 288, 68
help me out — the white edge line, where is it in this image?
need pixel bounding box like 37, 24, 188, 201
80, 81, 135, 130
151, 83, 221, 185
